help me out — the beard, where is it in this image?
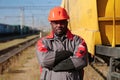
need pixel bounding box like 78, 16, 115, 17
54, 28, 67, 37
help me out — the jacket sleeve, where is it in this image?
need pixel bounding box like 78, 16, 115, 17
53, 37, 88, 71
36, 38, 73, 69
36, 38, 55, 69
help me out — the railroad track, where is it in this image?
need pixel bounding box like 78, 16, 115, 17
0, 36, 39, 74
89, 56, 113, 80
0, 34, 32, 42
90, 63, 108, 80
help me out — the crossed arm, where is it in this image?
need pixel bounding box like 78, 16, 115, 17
36, 38, 88, 71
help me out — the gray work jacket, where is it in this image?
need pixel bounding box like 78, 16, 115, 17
36, 30, 88, 80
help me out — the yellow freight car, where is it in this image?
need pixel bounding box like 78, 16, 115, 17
61, 0, 120, 56
61, 0, 120, 79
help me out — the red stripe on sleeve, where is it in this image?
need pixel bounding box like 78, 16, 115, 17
37, 40, 48, 53
75, 41, 87, 58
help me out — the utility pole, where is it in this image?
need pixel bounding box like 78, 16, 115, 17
32, 14, 34, 33
20, 7, 24, 35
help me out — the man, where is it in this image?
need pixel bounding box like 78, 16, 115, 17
36, 6, 88, 80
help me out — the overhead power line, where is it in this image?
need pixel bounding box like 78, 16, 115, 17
0, 6, 54, 10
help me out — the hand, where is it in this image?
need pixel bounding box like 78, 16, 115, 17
53, 58, 75, 71
54, 50, 73, 66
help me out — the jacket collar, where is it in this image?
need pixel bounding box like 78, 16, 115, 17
46, 29, 74, 40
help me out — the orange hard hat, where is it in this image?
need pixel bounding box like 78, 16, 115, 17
48, 6, 69, 21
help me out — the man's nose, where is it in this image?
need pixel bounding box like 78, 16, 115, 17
56, 23, 61, 26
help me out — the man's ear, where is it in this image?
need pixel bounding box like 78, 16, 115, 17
50, 22, 52, 25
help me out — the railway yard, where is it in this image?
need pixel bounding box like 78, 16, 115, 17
0, 0, 120, 80
0, 34, 110, 80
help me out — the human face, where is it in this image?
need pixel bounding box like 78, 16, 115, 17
50, 20, 68, 37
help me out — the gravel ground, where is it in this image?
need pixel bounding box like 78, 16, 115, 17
0, 46, 40, 80
84, 63, 108, 80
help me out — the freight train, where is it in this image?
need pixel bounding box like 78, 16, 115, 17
61, 0, 120, 80
0, 23, 39, 37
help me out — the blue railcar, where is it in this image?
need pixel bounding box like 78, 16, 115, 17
0, 23, 19, 35
6, 25, 15, 33
0, 23, 13, 34
12, 25, 21, 34
22, 26, 30, 34
0, 23, 39, 36
0, 23, 6, 34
